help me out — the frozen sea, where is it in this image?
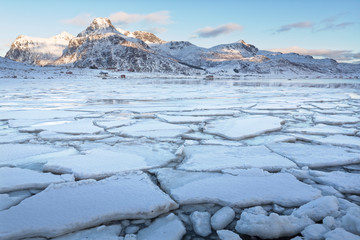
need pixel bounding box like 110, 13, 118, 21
0, 77, 360, 240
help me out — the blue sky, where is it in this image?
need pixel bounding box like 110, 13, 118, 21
1, 0, 359, 62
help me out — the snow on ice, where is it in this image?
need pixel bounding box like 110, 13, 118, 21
0, 172, 178, 239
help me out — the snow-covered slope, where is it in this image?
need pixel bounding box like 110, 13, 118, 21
53, 18, 199, 73
5, 32, 73, 66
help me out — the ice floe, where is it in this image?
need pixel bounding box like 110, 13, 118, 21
314, 134, 360, 149
116, 119, 190, 138
179, 145, 297, 171
52, 225, 122, 240
204, 116, 284, 140
0, 191, 31, 211
153, 169, 321, 207
217, 230, 242, 240
285, 124, 358, 136
137, 213, 186, 240
267, 143, 360, 168
324, 228, 360, 240
190, 211, 212, 237
44, 146, 175, 179
211, 206, 235, 230
0, 172, 178, 239
235, 211, 314, 239
156, 114, 212, 123
313, 114, 359, 125
0, 167, 74, 193
311, 171, 360, 194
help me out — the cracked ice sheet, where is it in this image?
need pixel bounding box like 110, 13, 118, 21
178, 145, 297, 172
44, 145, 175, 180
285, 124, 358, 136
0, 167, 74, 193
311, 171, 360, 194
52, 225, 122, 240
313, 135, 360, 149
0, 144, 76, 167
204, 116, 284, 140
156, 114, 212, 123
0, 172, 178, 240
266, 143, 360, 168
116, 119, 191, 138
0, 109, 84, 121
152, 168, 321, 208
21, 119, 102, 134
313, 114, 359, 125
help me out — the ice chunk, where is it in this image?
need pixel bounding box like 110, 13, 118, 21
324, 228, 360, 240
292, 196, 339, 222
314, 135, 360, 149
204, 116, 284, 140
190, 211, 212, 237
0, 110, 82, 121
243, 134, 296, 145
235, 212, 314, 239
0, 172, 178, 239
94, 118, 135, 129
312, 171, 360, 194
0, 144, 65, 166
267, 143, 360, 168
137, 213, 186, 240
211, 206, 235, 230
341, 207, 360, 235
156, 114, 212, 123
22, 119, 102, 134
301, 224, 329, 240
52, 225, 122, 240
38, 131, 110, 141
285, 124, 358, 136
0, 191, 31, 210
221, 168, 270, 177
44, 146, 175, 180
116, 120, 190, 138
179, 145, 296, 171
217, 230, 242, 240
0, 167, 74, 193
313, 114, 359, 125
153, 169, 321, 208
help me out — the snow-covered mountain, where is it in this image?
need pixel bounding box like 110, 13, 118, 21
53, 18, 198, 73
5, 17, 359, 76
5, 32, 73, 66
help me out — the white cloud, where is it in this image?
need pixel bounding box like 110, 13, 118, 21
109, 11, 172, 25
268, 46, 360, 62
62, 13, 93, 27
276, 21, 313, 33
193, 23, 243, 38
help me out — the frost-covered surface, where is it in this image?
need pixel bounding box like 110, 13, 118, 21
0, 77, 359, 239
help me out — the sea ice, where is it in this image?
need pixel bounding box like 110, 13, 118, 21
340, 207, 360, 235
156, 114, 212, 123
137, 213, 186, 240
210, 206, 235, 230
313, 134, 360, 149
153, 169, 321, 208
22, 119, 102, 134
313, 114, 359, 125
217, 230, 242, 240
0, 172, 178, 239
0, 167, 74, 193
324, 228, 360, 240
94, 118, 136, 129
116, 119, 190, 138
301, 224, 329, 240
235, 212, 313, 239
311, 171, 360, 194
44, 146, 175, 179
285, 124, 358, 136
0, 191, 31, 211
204, 116, 284, 140
190, 211, 212, 237
291, 196, 339, 222
267, 143, 360, 168
179, 145, 296, 171
52, 225, 122, 240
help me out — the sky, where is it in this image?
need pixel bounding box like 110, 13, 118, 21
1, 0, 359, 63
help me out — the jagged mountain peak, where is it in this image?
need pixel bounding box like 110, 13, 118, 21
77, 17, 120, 37
131, 31, 166, 44
52, 32, 74, 41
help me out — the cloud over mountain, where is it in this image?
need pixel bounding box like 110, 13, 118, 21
193, 23, 243, 38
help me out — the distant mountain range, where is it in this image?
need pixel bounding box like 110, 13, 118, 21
5, 17, 360, 76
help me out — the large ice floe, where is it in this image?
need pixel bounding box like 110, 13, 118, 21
43, 145, 175, 179
179, 145, 297, 171
204, 116, 284, 140
152, 168, 321, 207
0, 172, 178, 239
